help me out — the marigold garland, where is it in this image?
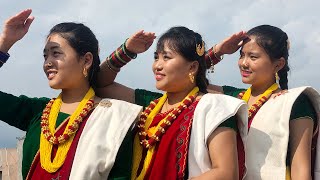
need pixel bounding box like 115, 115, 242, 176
40, 87, 95, 173
238, 83, 279, 124
131, 87, 199, 180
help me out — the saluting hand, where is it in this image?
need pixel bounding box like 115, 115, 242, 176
214, 31, 247, 56
0, 9, 34, 52
125, 30, 156, 54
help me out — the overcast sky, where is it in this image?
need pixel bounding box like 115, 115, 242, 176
1, 0, 319, 147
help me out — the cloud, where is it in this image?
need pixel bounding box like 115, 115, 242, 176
0, 0, 319, 147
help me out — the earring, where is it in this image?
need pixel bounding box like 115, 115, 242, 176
275, 72, 279, 81
189, 73, 195, 84
83, 68, 88, 78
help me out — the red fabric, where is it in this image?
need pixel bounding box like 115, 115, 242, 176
26, 111, 92, 180
138, 101, 198, 180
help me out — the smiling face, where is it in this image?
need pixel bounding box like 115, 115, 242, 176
152, 43, 196, 93
43, 34, 87, 90
238, 36, 279, 87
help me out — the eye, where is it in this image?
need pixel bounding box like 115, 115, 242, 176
250, 55, 257, 60
43, 54, 47, 60
154, 54, 159, 61
239, 52, 244, 59
163, 55, 171, 60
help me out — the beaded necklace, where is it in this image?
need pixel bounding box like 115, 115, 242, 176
137, 87, 199, 148
238, 83, 279, 127
40, 87, 95, 173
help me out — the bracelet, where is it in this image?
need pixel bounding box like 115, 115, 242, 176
0, 51, 10, 64
106, 58, 120, 73
213, 44, 224, 61
122, 38, 137, 59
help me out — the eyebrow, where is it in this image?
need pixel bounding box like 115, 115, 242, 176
43, 46, 61, 53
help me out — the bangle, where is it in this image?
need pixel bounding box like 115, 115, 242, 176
0, 51, 10, 64
122, 38, 137, 59
213, 44, 224, 61
106, 58, 120, 73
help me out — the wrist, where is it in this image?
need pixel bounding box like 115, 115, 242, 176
213, 44, 224, 60
123, 39, 137, 59
0, 35, 14, 53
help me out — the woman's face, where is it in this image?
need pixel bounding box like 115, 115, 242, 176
43, 34, 86, 90
152, 43, 196, 93
238, 36, 279, 87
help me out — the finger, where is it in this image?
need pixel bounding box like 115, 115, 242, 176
132, 30, 144, 38
24, 16, 35, 31
6, 9, 33, 26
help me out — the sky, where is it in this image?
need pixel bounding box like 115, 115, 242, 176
0, 0, 319, 147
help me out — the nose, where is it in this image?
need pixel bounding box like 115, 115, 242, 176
154, 60, 163, 71
44, 61, 53, 69
241, 58, 248, 67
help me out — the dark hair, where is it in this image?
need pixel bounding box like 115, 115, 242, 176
48, 22, 100, 89
156, 26, 208, 93
247, 25, 290, 90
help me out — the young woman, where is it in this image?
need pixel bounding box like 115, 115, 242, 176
208, 25, 320, 179
97, 26, 248, 180
0, 9, 156, 180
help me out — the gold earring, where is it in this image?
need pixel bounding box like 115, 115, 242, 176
83, 68, 88, 78
275, 72, 279, 81
189, 73, 195, 84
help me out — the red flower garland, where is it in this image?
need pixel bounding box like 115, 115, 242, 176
238, 92, 273, 123
40, 98, 94, 145
138, 95, 197, 149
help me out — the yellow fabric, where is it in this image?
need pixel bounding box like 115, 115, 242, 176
286, 166, 290, 179
241, 83, 279, 103
40, 87, 95, 173
131, 87, 199, 180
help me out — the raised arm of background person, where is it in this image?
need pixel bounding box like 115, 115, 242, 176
0, 9, 34, 53
206, 31, 247, 94
97, 30, 156, 87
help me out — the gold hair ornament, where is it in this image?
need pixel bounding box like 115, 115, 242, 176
196, 41, 205, 56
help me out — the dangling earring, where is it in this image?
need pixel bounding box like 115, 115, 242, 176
275, 72, 279, 81
83, 67, 88, 78
189, 73, 195, 84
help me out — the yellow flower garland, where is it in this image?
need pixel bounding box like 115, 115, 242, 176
131, 87, 199, 180
40, 87, 95, 173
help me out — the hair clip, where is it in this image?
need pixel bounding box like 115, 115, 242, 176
196, 41, 205, 56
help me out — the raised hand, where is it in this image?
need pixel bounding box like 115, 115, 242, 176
214, 31, 247, 56
125, 30, 156, 54
0, 9, 34, 52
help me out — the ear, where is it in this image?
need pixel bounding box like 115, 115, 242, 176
274, 57, 286, 73
189, 61, 199, 74
83, 52, 94, 70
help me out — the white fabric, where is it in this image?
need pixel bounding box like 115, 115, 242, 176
188, 93, 248, 178
244, 86, 320, 180
69, 98, 142, 180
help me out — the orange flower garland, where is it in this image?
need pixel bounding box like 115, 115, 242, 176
40, 99, 94, 145
137, 93, 197, 149
238, 83, 279, 125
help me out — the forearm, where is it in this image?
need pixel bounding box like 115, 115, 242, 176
97, 40, 137, 87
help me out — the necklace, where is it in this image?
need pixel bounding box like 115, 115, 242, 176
238, 83, 279, 126
40, 87, 95, 173
137, 87, 199, 149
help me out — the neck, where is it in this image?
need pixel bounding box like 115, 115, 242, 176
60, 84, 91, 103
251, 80, 276, 97
166, 86, 195, 105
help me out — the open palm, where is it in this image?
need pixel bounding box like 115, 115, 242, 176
216, 31, 247, 55
125, 30, 156, 54
0, 9, 34, 51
